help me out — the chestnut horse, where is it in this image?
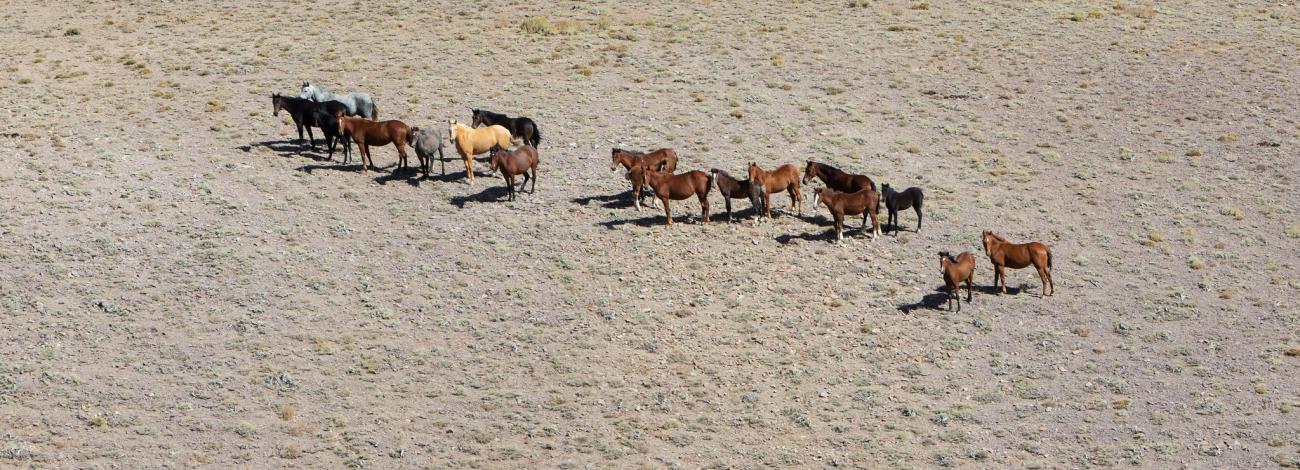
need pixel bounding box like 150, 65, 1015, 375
709, 168, 764, 221
449, 120, 511, 183
810, 187, 880, 241
802, 160, 875, 193
981, 231, 1054, 298
611, 148, 678, 210
488, 145, 538, 201
882, 184, 925, 234
938, 251, 975, 312
630, 167, 712, 225
335, 113, 418, 175
747, 162, 803, 219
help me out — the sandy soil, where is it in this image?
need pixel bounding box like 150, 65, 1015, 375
1, 0, 1298, 468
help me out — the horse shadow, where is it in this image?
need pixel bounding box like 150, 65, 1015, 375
373, 167, 464, 187
571, 191, 635, 209
897, 291, 952, 312
976, 284, 1022, 296
449, 184, 510, 207
240, 140, 335, 162
597, 214, 666, 229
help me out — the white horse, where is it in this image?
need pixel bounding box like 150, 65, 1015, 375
298, 81, 378, 120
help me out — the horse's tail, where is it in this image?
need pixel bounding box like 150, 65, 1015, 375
370, 103, 379, 120
531, 126, 541, 148
706, 170, 716, 193
1047, 248, 1053, 270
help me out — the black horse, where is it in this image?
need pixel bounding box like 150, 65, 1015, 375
709, 169, 764, 221
881, 183, 924, 234
271, 94, 349, 161
471, 108, 541, 148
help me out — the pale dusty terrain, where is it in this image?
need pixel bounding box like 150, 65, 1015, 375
1, 1, 1298, 468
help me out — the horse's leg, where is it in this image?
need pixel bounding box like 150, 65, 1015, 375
915, 204, 923, 232
505, 174, 515, 201
998, 266, 1008, 294
662, 198, 672, 225
530, 166, 537, 193
834, 213, 844, 241
632, 182, 642, 211
966, 277, 974, 302
439, 144, 446, 176
1037, 263, 1049, 298
362, 144, 372, 172
699, 191, 710, 223
725, 197, 733, 222
764, 189, 774, 220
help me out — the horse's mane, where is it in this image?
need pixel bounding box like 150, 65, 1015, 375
710, 168, 735, 181
814, 161, 848, 175
986, 232, 1008, 242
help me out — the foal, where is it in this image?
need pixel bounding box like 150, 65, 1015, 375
610, 148, 678, 210
747, 162, 803, 219
335, 113, 419, 175
410, 127, 446, 176
882, 184, 925, 234
802, 160, 875, 193
488, 145, 538, 201
938, 251, 975, 312
810, 187, 881, 241
709, 168, 764, 221
981, 231, 1054, 298
631, 167, 712, 225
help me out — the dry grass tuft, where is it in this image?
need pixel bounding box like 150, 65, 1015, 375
887, 24, 920, 32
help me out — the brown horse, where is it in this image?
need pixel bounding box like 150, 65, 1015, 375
810, 187, 881, 241
981, 231, 1054, 298
488, 145, 538, 201
611, 148, 678, 210
335, 113, 418, 175
747, 162, 803, 219
630, 167, 712, 225
802, 160, 875, 193
938, 251, 975, 312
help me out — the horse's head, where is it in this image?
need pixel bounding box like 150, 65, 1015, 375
881, 183, 892, 195
271, 94, 282, 116
802, 160, 816, 184
299, 82, 314, 99
810, 187, 826, 209
470, 109, 483, 127
937, 251, 952, 274
747, 162, 764, 183
609, 148, 626, 171
487, 145, 504, 174
981, 231, 994, 253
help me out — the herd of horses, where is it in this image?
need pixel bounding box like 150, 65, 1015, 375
268, 81, 1056, 311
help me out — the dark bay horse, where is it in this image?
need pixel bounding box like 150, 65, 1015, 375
802, 161, 875, 193
271, 94, 348, 160
810, 187, 881, 241
981, 231, 1054, 298
709, 168, 764, 221
882, 184, 924, 234
472, 109, 541, 148
938, 251, 975, 311
488, 145, 538, 201
631, 167, 712, 225
611, 148, 678, 210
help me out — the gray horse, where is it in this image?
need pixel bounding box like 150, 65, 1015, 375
299, 81, 378, 120
410, 127, 447, 176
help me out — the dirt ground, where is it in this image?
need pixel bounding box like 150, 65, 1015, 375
2, 0, 1298, 468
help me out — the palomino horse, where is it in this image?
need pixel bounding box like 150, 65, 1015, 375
938, 251, 975, 312
300, 82, 378, 119
471, 109, 541, 148
448, 120, 511, 183
630, 167, 712, 225
802, 160, 875, 193
709, 168, 764, 221
748, 162, 803, 219
810, 187, 881, 241
488, 145, 538, 201
334, 113, 418, 175
611, 148, 678, 210
882, 184, 924, 234
981, 231, 1054, 298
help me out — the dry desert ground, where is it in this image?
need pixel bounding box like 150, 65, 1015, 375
1, 0, 1299, 468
